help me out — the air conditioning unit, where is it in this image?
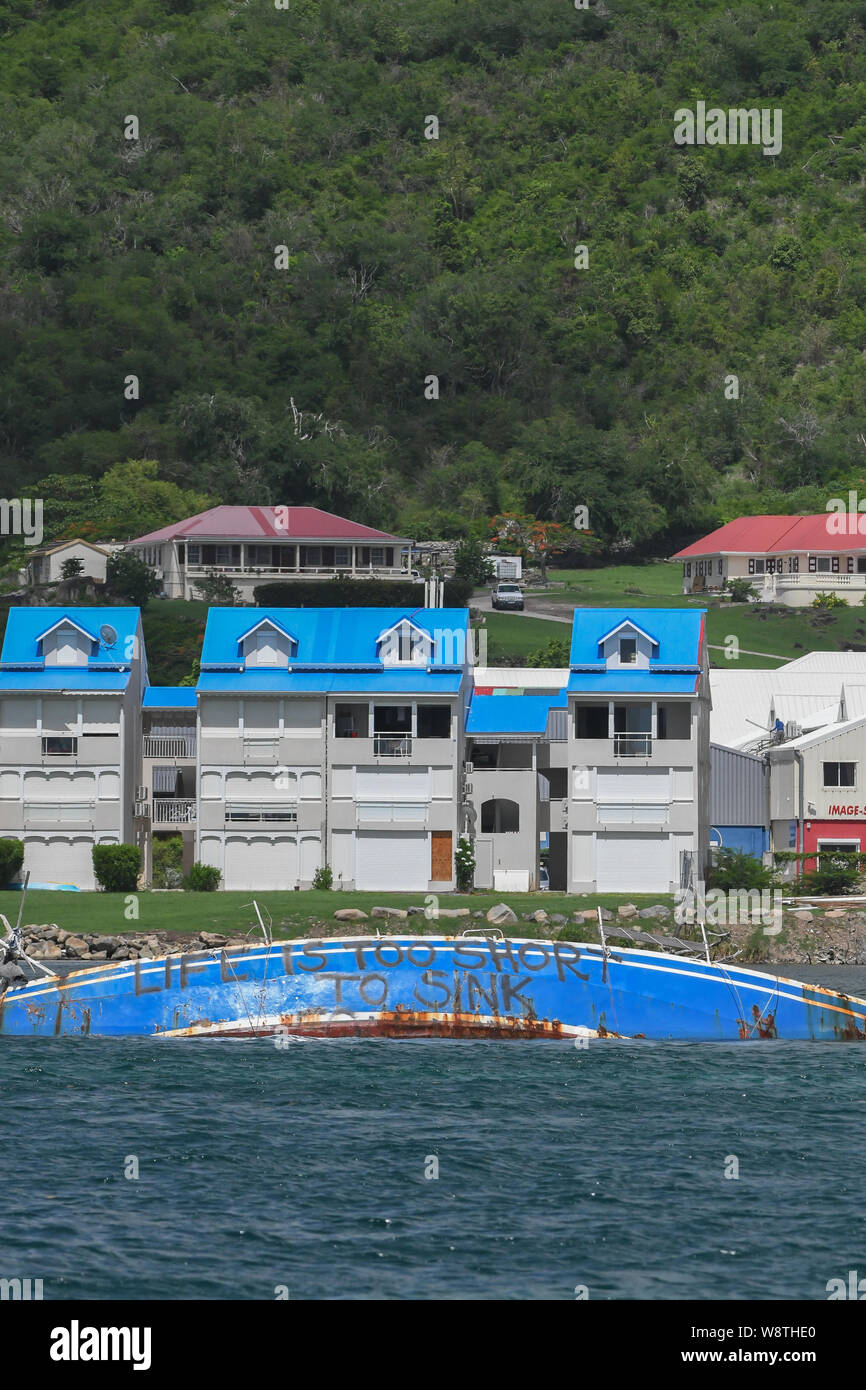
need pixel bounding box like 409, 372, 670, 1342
134, 800, 150, 819
464, 761, 474, 774
784, 721, 802, 740
464, 780, 473, 795
135, 785, 147, 801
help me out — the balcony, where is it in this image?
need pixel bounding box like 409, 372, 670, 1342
224, 802, 297, 824
243, 737, 280, 763
143, 736, 196, 759
613, 732, 653, 758
25, 801, 94, 825
373, 734, 412, 759
153, 798, 197, 825
357, 801, 426, 825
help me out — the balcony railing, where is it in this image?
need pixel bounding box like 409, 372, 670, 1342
763, 572, 866, 589
25, 801, 94, 825
243, 737, 280, 762
143, 736, 196, 758
357, 801, 426, 824
153, 798, 196, 824
373, 734, 412, 758
613, 732, 652, 757
225, 802, 297, 824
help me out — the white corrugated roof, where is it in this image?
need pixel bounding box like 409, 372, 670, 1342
780, 652, 866, 673
472, 667, 569, 689
709, 670, 846, 749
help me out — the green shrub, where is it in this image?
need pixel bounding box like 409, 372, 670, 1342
724, 578, 757, 603
253, 577, 472, 608
92, 843, 141, 892
812, 591, 847, 610
312, 864, 334, 890
796, 854, 863, 896
0, 838, 24, 888
184, 862, 221, 891
455, 836, 475, 891
709, 848, 775, 892
152, 834, 183, 888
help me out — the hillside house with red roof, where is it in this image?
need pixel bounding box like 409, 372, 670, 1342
127, 506, 414, 600
672, 514, 866, 607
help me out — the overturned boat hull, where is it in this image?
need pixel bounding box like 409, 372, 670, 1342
1, 935, 866, 1041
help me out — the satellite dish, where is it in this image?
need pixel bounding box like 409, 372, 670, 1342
99, 623, 118, 646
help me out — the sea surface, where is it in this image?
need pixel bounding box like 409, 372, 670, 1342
2, 963, 866, 1301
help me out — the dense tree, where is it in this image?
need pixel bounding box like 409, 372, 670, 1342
0, 0, 864, 558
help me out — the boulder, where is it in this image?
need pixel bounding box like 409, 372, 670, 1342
550, 914, 567, 925
110, 945, 132, 960
486, 903, 518, 925
371, 906, 408, 920
823, 909, 848, 919
436, 908, 471, 919
34, 942, 62, 959
638, 906, 670, 920
334, 908, 369, 921
63, 935, 90, 957
617, 904, 638, 919
199, 932, 228, 946
406, 906, 425, 916
530, 910, 549, 924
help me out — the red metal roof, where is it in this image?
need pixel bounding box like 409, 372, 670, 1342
673, 514, 866, 559
129, 506, 408, 546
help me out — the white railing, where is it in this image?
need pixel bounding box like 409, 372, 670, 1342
764, 572, 866, 589
153, 799, 197, 824
25, 801, 93, 824
356, 801, 426, 824
597, 803, 669, 824
225, 802, 297, 824
373, 734, 412, 758
243, 738, 280, 762
143, 736, 196, 758
186, 565, 410, 579
613, 732, 652, 757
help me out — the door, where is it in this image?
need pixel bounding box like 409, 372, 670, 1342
223, 836, 298, 891
431, 830, 452, 882
355, 832, 428, 890
596, 833, 670, 893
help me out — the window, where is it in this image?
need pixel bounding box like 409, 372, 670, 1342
335, 547, 350, 567
188, 544, 200, 565
754, 558, 765, 574
823, 762, 856, 788
817, 556, 831, 573
417, 706, 450, 739
370, 547, 386, 566
469, 744, 498, 769
481, 798, 519, 833
685, 563, 691, 578
373, 705, 411, 734
42, 736, 77, 755
619, 638, 636, 664
718, 559, 723, 575
576, 705, 608, 739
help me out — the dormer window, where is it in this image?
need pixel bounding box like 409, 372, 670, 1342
378, 619, 433, 667
596, 618, 658, 670
238, 617, 297, 668
619, 638, 636, 665
37, 617, 96, 667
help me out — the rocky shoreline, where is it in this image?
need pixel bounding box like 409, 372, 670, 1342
14, 900, 866, 968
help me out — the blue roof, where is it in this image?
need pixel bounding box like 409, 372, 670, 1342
0, 671, 131, 692
566, 672, 701, 695
467, 692, 567, 735
0, 607, 141, 690
198, 607, 470, 685
142, 686, 198, 709
197, 671, 463, 695
567, 607, 704, 693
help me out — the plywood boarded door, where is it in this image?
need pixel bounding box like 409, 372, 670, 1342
431, 830, 452, 881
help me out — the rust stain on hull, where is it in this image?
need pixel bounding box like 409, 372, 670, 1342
166, 1008, 575, 1040
737, 1004, 778, 1040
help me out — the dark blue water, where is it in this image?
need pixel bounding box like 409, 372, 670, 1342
3, 965, 866, 1301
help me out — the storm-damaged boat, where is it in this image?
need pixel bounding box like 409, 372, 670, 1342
2, 901, 866, 1042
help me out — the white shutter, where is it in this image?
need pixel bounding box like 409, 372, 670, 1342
356, 769, 429, 799
596, 834, 670, 892
223, 836, 299, 890
597, 769, 670, 801
24, 836, 95, 889
355, 832, 428, 890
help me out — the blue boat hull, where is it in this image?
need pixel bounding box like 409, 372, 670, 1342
2, 936, 866, 1041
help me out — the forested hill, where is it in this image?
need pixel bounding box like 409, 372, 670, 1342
1, 0, 865, 551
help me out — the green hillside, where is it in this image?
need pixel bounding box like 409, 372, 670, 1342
1, 0, 865, 554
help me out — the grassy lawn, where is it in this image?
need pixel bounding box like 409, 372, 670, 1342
479, 612, 568, 662
1, 889, 674, 939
